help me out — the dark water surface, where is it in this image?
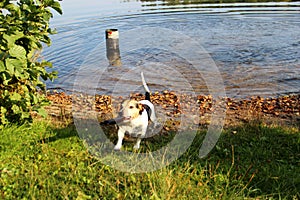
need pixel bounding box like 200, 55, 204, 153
44, 0, 300, 98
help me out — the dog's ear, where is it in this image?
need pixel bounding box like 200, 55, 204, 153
137, 103, 144, 115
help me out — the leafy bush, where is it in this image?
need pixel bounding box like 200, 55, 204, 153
0, 0, 62, 127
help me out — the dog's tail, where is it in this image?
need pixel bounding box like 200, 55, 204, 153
141, 72, 151, 101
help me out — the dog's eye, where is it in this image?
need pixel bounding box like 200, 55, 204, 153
129, 106, 134, 109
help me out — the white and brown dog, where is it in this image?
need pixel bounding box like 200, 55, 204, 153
101, 72, 157, 150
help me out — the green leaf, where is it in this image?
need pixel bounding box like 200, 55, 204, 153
14, 64, 27, 79
5, 3, 19, 12
11, 92, 22, 101
1, 107, 7, 115
0, 1, 9, 8
26, 37, 41, 55
0, 61, 5, 72
48, 70, 58, 81
21, 4, 31, 12
21, 111, 30, 119
5, 58, 24, 75
3, 34, 15, 48
48, 28, 57, 35
5, 60, 15, 74
3, 31, 24, 48
51, 1, 63, 15
30, 93, 38, 105
21, 85, 29, 93
40, 60, 52, 68
11, 104, 21, 114
41, 11, 52, 21
9, 45, 27, 59
40, 34, 51, 46
0, 72, 12, 85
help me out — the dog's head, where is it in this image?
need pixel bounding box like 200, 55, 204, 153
120, 99, 144, 122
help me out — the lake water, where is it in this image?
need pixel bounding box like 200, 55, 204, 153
44, 0, 300, 98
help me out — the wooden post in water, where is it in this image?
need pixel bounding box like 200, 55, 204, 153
106, 29, 122, 66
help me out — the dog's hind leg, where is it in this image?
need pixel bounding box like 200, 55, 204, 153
133, 127, 147, 150
133, 138, 142, 150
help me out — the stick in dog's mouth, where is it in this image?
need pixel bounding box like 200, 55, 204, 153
115, 116, 130, 123
123, 116, 131, 121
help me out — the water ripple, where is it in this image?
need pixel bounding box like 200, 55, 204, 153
44, 1, 300, 98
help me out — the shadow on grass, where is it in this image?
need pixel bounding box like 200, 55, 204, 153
179, 123, 300, 198
38, 124, 79, 144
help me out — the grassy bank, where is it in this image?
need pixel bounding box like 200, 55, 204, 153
0, 121, 299, 199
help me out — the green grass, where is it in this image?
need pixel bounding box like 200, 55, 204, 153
0, 121, 299, 199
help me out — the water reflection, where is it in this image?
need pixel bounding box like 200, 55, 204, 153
45, 0, 300, 98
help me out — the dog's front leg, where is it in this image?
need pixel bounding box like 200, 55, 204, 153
114, 128, 125, 151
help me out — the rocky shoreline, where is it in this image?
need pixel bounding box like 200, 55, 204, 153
45, 91, 300, 129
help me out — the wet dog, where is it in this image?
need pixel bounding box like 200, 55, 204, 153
101, 72, 157, 150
